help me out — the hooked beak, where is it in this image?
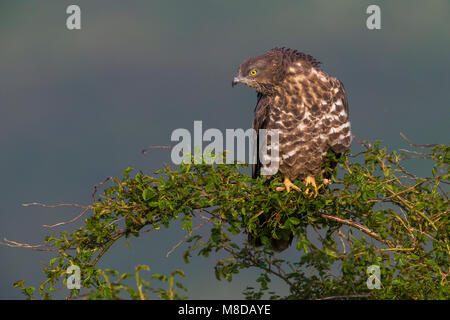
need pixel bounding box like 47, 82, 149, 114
232, 76, 244, 87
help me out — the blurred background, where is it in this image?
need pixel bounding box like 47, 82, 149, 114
0, 0, 449, 299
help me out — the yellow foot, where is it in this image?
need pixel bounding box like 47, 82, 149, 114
305, 176, 318, 198
276, 177, 301, 193
323, 178, 331, 185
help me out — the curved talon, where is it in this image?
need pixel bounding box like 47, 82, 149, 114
305, 176, 318, 198
276, 177, 301, 193
320, 178, 331, 191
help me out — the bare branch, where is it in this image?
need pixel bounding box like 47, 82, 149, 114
141, 145, 172, 155
318, 213, 396, 248
400, 132, 439, 149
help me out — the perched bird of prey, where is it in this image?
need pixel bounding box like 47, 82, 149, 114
232, 47, 351, 251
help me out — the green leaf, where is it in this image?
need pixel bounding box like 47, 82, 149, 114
142, 188, 156, 201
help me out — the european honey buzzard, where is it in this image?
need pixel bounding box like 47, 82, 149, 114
232, 47, 352, 251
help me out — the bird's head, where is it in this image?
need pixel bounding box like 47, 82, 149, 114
232, 50, 285, 95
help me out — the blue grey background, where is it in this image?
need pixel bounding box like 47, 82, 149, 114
1, 0, 449, 299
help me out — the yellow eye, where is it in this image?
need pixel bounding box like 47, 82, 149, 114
250, 69, 257, 76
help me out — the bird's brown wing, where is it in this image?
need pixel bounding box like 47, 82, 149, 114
328, 78, 351, 155
337, 79, 349, 116
323, 78, 351, 179
252, 93, 272, 179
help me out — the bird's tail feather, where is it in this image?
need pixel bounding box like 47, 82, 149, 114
248, 231, 293, 253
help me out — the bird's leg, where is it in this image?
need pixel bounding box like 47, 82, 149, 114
323, 178, 331, 185
276, 176, 301, 193
304, 176, 318, 198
